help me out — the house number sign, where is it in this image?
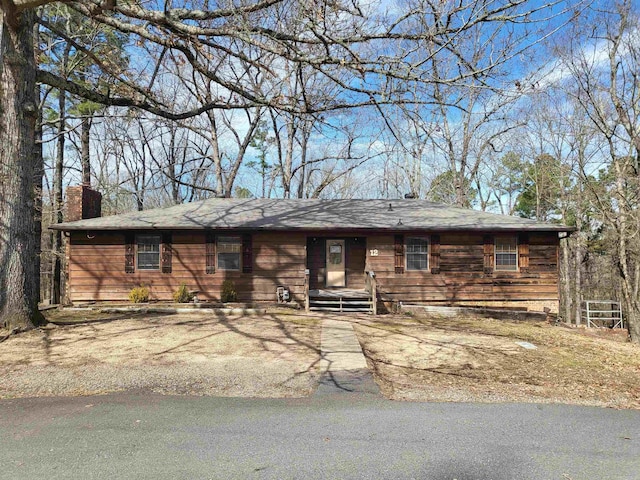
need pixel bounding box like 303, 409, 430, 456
369, 249, 379, 256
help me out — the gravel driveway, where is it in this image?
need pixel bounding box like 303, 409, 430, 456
0, 311, 321, 399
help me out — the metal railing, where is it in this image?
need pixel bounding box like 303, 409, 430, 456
581, 300, 624, 328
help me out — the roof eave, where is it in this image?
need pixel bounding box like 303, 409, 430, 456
50, 224, 576, 233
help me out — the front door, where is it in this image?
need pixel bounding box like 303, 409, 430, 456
326, 239, 346, 287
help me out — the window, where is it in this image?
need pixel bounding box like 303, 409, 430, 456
328, 243, 343, 265
137, 234, 161, 270
217, 236, 241, 270
406, 237, 429, 270
495, 236, 518, 271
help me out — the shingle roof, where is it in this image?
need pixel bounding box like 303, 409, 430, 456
51, 198, 573, 232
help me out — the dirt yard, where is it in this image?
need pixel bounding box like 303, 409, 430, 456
353, 313, 640, 409
0, 309, 321, 399
2, 309, 639, 408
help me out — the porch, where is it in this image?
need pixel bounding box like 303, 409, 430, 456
305, 236, 376, 313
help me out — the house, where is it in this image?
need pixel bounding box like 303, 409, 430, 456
52, 185, 573, 313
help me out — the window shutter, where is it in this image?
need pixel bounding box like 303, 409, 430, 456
125, 232, 135, 273
394, 234, 404, 274
161, 233, 172, 273
242, 234, 253, 273
518, 233, 530, 273
206, 232, 215, 274
483, 234, 494, 274
430, 234, 441, 274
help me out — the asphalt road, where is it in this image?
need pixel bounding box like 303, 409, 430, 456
1, 391, 638, 480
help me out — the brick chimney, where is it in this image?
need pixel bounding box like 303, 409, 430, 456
66, 185, 102, 222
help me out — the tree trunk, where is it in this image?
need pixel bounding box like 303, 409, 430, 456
81, 115, 91, 186
613, 160, 640, 343
206, 110, 224, 197
224, 110, 262, 198
0, 8, 45, 329
573, 235, 582, 326
281, 119, 295, 199
51, 73, 67, 305
34, 84, 43, 306
454, 172, 465, 207
166, 127, 179, 204
560, 235, 572, 323
297, 126, 309, 198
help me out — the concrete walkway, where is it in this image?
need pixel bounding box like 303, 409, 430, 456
316, 318, 380, 395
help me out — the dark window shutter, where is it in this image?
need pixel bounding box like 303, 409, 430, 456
430, 234, 441, 274
206, 232, 215, 274
518, 233, 530, 273
125, 232, 135, 273
394, 234, 404, 274
242, 234, 253, 273
483, 234, 494, 274
161, 233, 172, 274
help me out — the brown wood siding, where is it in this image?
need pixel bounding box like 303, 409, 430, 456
346, 237, 366, 289
366, 232, 559, 304
68, 229, 560, 307
68, 231, 306, 303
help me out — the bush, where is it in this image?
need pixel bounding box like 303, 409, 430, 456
173, 283, 194, 303
129, 285, 150, 303
220, 280, 237, 303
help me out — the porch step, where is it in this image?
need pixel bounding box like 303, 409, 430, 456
308, 296, 373, 313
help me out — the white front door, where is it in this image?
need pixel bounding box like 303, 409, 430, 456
326, 239, 346, 287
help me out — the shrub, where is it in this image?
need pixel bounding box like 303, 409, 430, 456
173, 283, 194, 303
220, 280, 237, 303
128, 285, 150, 303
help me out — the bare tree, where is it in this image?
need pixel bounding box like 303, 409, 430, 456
559, 0, 640, 341
144, 117, 221, 205
1, 0, 583, 329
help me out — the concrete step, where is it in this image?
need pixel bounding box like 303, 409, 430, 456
310, 307, 372, 313
309, 295, 373, 313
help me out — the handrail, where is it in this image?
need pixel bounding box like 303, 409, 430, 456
367, 270, 377, 315
304, 269, 310, 313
